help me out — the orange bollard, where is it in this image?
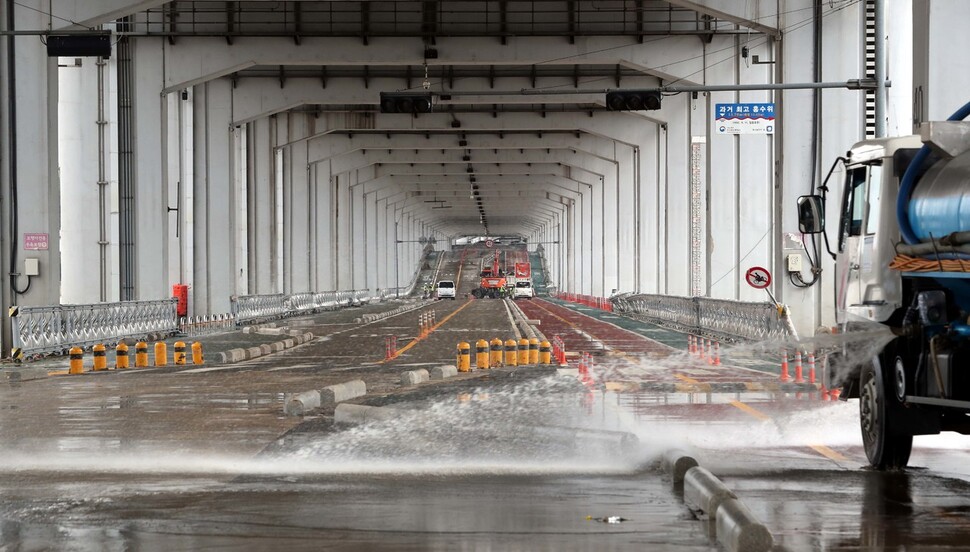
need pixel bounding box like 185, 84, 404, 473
475, 339, 490, 369
92, 344, 108, 371
794, 351, 804, 383
578, 353, 588, 375
779, 349, 790, 381
517, 338, 529, 366
174, 341, 187, 365
192, 341, 204, 365
135, 342, 149, 367
69, 346, 84, 374
539, 341, 551, 365
807, 352, 816, 384
688, 335, 695, 355
456, 342, 471, 372
154, 342, 168, 367
528, 338, 539, 365
490, 338, 504, 367
505, 339, 518, 366
830, 388, 841, 400
115, 343, 130, 369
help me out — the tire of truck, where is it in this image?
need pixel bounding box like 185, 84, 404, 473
859, 342, 913, 470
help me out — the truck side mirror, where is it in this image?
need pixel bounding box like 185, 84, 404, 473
797, 195, 825, 234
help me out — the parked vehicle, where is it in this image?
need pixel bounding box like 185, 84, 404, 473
512, 280, 534, 300
436, 280, 456, 300
797, 101, 970, 469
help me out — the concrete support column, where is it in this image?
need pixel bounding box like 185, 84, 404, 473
1, 3, 62, 325
192, 79, 234, 315
59, 56, 106, 304
247, 117, 278, 294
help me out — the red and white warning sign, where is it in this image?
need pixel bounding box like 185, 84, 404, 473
744, 266, 771, 289
484, 239, 494, 248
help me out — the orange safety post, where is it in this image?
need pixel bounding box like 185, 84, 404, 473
688, 335, 695, 355
457, 342, 471, 372
154, 342, 168, 367
517, 338, 529, 365
528, 338, 539, 365
115, 343, 130, 369
710, 341, 721, 366
192, 342, 204, 365
69, 346, 84, 374
135, 342, 149, 367
779, 349, 790, 381
489, 338, 504, 367
807, 352, 816, 384
475, 339, 490, 369
578, 353, 587, 375
794, 350, 804, 383
92, 344, 108, 371
539, 341, 551, 364
504, 339, 518, 367
174, 341, 187, 365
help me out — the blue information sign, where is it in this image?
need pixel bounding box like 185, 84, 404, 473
715, 103, 775, 134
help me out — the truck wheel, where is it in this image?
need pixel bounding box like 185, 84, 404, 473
859, 346, 913, 469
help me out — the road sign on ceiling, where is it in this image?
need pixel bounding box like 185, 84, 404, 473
484, 239, 494, 248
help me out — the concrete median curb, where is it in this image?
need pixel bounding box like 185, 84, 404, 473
716, 497, 773, 552
661, 449, 699, 484
401, 369, 430, 386
284, 390, 321, 416
684, 466, 736, 520
215, 332, 315, 364
430, 365, 458, 380
320, 380, 367, 407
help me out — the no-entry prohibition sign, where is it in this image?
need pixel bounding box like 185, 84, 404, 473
484, 239, 494, 248
745, 266, 771, 289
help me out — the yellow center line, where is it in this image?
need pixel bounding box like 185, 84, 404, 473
675, 373, 700, 385
729, 400, 849, 461
380, 298, 475, 363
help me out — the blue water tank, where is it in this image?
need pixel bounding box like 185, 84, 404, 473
908, 150, 970, 241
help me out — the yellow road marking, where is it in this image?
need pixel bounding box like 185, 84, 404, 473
809, 444, 848, 462
675, 373, 700, 385
380, 298, 475, 363
728, 400, 772, 421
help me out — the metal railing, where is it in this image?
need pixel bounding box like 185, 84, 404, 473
10, 299, 179, 357
179, 313, 237, 337
230, 288, 378, 325
610, 293, 797, 343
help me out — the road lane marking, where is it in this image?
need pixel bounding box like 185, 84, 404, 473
380, 298, 474, 363
729, 400, 772, 421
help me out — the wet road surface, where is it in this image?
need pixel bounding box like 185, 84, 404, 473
2, 253, 970, 550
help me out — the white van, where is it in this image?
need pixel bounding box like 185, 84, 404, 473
436, 280, 456, 300
512, 280, 534, 299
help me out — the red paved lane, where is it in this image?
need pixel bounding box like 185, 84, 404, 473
518, 298, 819, 392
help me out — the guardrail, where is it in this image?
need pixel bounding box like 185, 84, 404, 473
609, 293, 797, 343
10, 298, 179, 358
231, 289, 378, 325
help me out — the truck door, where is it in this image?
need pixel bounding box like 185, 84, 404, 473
836, 164, 878, 321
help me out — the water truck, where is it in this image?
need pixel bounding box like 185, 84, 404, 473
797, 101, 970, 469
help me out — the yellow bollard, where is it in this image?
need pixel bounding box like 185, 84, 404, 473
154, 341, 168, 367
475, 339, 490, 370
504, 339, 518, 367
69, 346, 84, 374
517, 338, 530, 366
173, 341, 187, 365
457, 341, 471, 372
528, 338, 539, 365
92, 343, 108, 371
539, 340, 552, 365
135, 342, 149, 367
489, 338, 504, 367
115, 343, 130, 369
192, 341, 204, 365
